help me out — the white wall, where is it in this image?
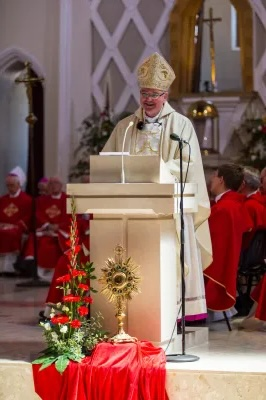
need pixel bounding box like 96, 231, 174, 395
0, 0, 93, 183
200, 0, 242, 92
0, 74, 28, 194
70, 0, 92, 153
0, 0, 60, 179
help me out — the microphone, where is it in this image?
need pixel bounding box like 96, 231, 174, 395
170, 133, 189, 144
137, 121, 144, 130
121, 121, 134, 184
137, 119, 162, 130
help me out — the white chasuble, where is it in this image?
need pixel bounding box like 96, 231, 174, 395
103, 102, 213, 318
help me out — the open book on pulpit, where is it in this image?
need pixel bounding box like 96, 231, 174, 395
90, 154, 176, 183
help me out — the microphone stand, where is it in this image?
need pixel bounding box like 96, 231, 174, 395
166, 137, 199, 363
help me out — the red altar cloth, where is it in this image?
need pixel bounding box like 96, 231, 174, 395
32, 341, 168, 400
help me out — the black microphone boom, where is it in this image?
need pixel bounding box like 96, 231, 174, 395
170, 133, 188, 144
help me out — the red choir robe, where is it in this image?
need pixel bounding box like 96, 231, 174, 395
46, 215, 91, 304
204, 191, 253, 311
251, 274, 266, 321
0, 191, 32, 254
242, 191, 266, 249
24, 193, 70, 269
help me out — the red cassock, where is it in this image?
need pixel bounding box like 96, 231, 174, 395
204, 191, 253, 311
24, 193, 70, 269
0, 191, 32, 254
46, 216, 91, 304
242, 191, 266, 249
251, 274, 266, 321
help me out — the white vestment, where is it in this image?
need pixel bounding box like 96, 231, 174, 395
103, 102, 213, 317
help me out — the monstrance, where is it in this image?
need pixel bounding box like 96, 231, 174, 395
99, 245, 141, 343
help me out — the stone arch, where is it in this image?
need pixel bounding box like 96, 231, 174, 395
169, 0, 253, 95
0, 47, 45, 77
0, 46, 45, 193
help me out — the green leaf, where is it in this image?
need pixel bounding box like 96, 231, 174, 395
89, 275, 97, 280
55, 355, 70, 374
32, 354, 57, 364
39, 357, 58, 371
90, 287, 97, 293
68, 354, 84, 362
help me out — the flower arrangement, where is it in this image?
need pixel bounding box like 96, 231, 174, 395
237, 115, 266, 169
32, 198, 107, 373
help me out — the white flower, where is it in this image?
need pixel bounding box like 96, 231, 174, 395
62, 306, 69, 312
44, 322, 51, 331
50, 312, 55, 318
60, 325, 68, 334
51, 332, 58, 341
258, 125, 262, 131
56, 302, 62, 308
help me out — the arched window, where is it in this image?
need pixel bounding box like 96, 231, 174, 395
231, 5, 240, 50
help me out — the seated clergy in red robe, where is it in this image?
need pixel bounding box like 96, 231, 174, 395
204, 164, 253, 311
0, 167, 32, 274
24, 177, 70, 281
239, 167, 266, 248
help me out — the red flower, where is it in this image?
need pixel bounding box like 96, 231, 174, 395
63, 295, 81, 303
51, 315, 69, 325
78, 283, 89, 291
72, 270, 86, 277
83, 296, 93, 304
74, 245, 81, 254
65, 239, 72, 248
56, 274, 71, 283
77, 306, 89, 316
70, 319, 82, 328
65, 249, 72, 261
262, 125, 266, 134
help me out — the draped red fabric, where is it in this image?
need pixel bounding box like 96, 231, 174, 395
32, 341, 167, 400
251, 274, 266, 321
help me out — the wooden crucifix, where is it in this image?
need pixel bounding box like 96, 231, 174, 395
203, 7, 222, 92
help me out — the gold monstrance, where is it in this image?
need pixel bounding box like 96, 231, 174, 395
99, 245, 141, 343
203, 8, 222, 92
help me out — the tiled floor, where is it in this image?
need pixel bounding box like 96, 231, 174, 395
0, 275, 46, 362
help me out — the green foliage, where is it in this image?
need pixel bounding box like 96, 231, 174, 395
32, 198, 108, 374
69, 109, 131, 180
237, 117, 266, 170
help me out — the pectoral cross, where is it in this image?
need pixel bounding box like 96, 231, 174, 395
203, 8, 222, 92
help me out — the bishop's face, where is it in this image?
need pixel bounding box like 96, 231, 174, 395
140, 88, 168, 117
6, 176, 20, 196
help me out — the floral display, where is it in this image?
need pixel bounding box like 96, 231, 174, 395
237, 115, 266, 169
32, 198, 107, 373
69, 108, 131, 180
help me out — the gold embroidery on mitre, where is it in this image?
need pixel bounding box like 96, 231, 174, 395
45, 205, 61, 219
3, 203, 19, 217
137, 52, 175, 91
